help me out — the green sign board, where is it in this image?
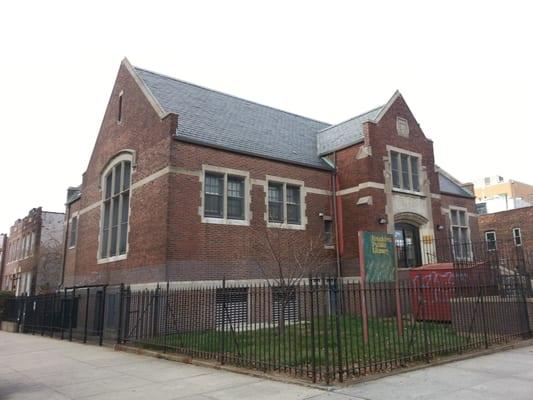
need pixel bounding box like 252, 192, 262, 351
359, 231, 396, 283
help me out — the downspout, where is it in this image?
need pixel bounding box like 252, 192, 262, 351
323, 154, 343, 279
334, 153, 344, 276
59, 202, 71, 289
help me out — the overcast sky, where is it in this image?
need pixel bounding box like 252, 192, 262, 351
1, 0, 532, 233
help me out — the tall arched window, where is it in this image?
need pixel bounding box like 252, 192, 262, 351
100, 154, 132, 259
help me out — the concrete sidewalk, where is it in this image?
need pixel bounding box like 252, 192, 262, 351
1, 331, 533, 399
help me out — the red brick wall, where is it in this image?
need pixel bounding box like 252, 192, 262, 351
166, 141, 336, 281
64, 62, 176, 286
327, 95, 477, 274
2, 208, 43, 293
478, 206, 533, 250
65, 63, 336, 286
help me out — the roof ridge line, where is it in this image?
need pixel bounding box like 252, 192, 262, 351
317, 105, 384, 134
133, 66, 331, 126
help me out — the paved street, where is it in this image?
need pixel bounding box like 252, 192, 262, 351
1, 331, 532, 399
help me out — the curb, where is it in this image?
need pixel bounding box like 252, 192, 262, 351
114, 337, 533, 391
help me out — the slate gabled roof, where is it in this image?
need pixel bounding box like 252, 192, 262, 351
316, 106, 383, 155
134, 67, 332, 169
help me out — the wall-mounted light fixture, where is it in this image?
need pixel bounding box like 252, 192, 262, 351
436, 224, 445, 231
377, 217, 387, 225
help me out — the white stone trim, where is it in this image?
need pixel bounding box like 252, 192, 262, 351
265, 175, 307, 230
199, 165, 251, 226
122, 58, 169, 120
97, 153, 134, 264
386, 145, 422, 160
336, 182, 385, 197
373, 90, 402, 123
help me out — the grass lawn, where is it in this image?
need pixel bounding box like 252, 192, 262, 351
132, 315, 469, 370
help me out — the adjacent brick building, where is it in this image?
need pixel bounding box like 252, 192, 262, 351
478, 206, 533, 252
0, 233, 7, 290
62, 58, 478, 287
1, 208, 64, 295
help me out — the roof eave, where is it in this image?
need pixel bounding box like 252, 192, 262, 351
173, 135, 334, 171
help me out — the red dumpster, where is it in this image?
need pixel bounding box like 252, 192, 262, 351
409, 262, 493, 322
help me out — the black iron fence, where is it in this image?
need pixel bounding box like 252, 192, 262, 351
398, 237, 533, 274
2, 270, 532, 384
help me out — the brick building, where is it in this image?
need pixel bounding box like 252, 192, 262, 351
1, 208, 64, 295
478, 206, 533, 253
62, 59, 478, 287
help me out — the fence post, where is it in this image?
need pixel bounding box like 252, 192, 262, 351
153, 284, 160, 338
479, 284, 488, 349
163, 281, 169, 352
321, 275, 331, 385
83, 287, 90, 343
123, 286, 131, 344
60, 289, 66, 339
69, 287, 76, 341
116, 283, 125, 345
220, 277, 226, 365
419, 284, 430, 363
21, 295, 28, 333
308, 277, 317, 383
333, 278, 344, 383
99, 286, 107, 346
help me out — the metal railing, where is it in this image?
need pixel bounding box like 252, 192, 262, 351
117, 270, 531, 384
1, 264, 532, 384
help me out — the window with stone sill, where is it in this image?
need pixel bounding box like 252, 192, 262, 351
268, 182, 302, 225
203, 171, 246, 221
390, 150, 420, 193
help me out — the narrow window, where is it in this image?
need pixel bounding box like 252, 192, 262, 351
268, 183, 284, 223
100, 158, 132, 259
410, 157, 419, 192
485, 231, 497, 251
118, 93, 123, 122
512, 228, 522, 247
227, 176, 245, 220
391, 151, 400, 188
204, 173, 224, 218
324, 219, 333, 246
69, 216, 78, 248
400, 154, 410, 190
450, 209, 470, 260
286, 185, 301, 224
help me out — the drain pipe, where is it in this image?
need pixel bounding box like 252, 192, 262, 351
322, 155, 342, 279
59, 201, 71, 289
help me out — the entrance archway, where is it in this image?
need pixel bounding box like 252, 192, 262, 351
394, 222, 422, 268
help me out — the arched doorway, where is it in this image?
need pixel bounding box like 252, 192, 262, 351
394, 222, 422, 268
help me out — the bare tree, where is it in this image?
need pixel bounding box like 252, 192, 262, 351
245, 225, 334, 331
